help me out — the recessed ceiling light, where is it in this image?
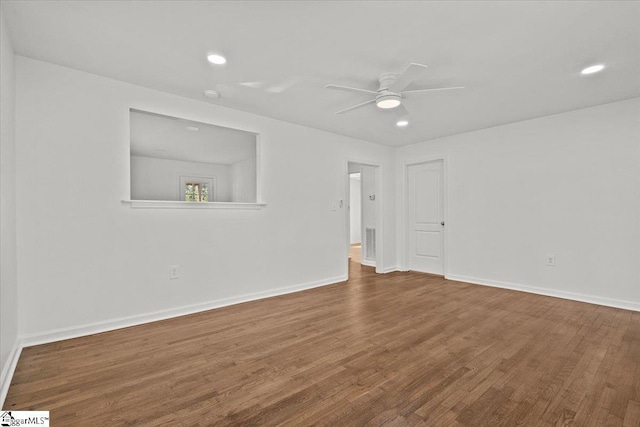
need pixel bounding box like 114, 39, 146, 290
207, 54, 227, 65
186, 126, 199, 131
581, 64, 605, 75
396, 120, 409, 127
204, 89, 220, 99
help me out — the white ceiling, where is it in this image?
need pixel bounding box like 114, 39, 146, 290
130, 110, 256, 165
4, 1, 640, 147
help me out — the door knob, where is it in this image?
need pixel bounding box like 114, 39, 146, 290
441, 221, 445, 226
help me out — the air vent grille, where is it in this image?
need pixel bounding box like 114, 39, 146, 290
365, 227, 376, 261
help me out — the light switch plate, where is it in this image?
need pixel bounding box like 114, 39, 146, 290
169, 265, 180, 279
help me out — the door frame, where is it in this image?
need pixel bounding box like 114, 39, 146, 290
347, 169, 363, 261
401, 156, 448, 276
344, 159, 384, 276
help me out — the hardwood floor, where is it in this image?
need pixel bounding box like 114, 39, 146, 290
349, 243, 361, 264
5, 261, 640, 426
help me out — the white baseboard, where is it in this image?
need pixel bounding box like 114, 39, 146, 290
361, 260, 376, 268
382, 266, 399, 274
0, 340, 22, 409
446, 274, 640, 312
20, 275, 348, 348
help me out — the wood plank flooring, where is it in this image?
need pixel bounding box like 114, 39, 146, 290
349, 243, 361, 264
5, 261, 640, 426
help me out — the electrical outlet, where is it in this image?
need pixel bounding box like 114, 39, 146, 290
546, 255, 556, 266
169, 265, 179, 279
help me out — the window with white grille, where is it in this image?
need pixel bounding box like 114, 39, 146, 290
179, 176, 215, 202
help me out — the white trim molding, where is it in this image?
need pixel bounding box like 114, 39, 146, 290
122, 200, 267, 209
0, 340, 22, 409
20, 275, 347, 348
446, 274, 640, 312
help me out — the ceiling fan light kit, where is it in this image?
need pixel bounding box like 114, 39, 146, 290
376, 94, 402, 109
325, 63, 464, 121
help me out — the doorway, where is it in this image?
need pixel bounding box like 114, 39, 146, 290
346, 161, 381, 277
406, 159, 445, 275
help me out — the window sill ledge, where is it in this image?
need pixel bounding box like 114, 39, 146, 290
122, 200, 267, 210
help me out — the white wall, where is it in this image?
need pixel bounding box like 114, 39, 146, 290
13, 49, 637, 353
230, 157, 257, 203
349, 176, 361, 244
15, 56, 396, 338
0, 7, 19, 396
360, 165, 376, 229
360, 165, 377, 265
131, 155, 232, 202
396, 98, 640, 309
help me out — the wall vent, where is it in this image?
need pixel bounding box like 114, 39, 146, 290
365, 227, 376, 262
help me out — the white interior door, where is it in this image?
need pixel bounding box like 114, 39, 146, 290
407, 160, 444, 274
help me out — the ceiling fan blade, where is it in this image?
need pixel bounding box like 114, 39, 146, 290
324, 84, 378, 95
394, 104, 409, 118
266, 78, 298, 93
389, 63, 429, 93
335, 99, 376, 114
402, 86, 465, 95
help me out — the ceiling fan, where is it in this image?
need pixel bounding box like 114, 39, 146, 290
324, 63, 464, 116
